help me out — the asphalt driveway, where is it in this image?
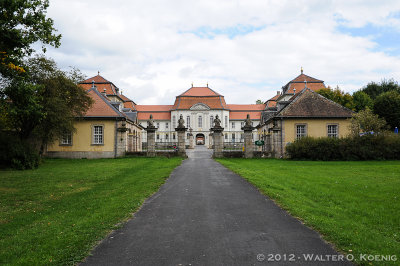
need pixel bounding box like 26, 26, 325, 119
82, 146, 351, 265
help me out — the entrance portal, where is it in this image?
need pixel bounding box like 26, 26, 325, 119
196, 133, 205, 145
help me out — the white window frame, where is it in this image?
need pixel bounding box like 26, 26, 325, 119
232, 122, 235, 129
60, 131, 72, 145
166, 122, 169, 129
198, 115, 202, 128
210, 115, 214, 127
296, 124, 307, 140
327, 124, 339, 138
172, 116, 176, 128
225, 116, 228, 128
186, 116, 190, 128
92, 124, 104, 145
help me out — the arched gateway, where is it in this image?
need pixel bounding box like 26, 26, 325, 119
196, 133, 205, 145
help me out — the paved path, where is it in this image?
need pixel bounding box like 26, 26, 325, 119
82, 146, 350, 265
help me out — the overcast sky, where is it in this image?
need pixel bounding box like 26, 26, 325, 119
43, 0, 400, 104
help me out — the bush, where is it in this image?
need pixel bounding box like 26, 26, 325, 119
0, 132, 40, 169
286, 134, 400, 160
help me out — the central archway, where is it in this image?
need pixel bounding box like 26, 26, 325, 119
196, 133, 205, 145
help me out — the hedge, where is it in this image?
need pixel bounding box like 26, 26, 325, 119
285, 134, 400, 160
0, 132, 40, 169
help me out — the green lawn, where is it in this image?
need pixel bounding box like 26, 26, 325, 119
0, 157, 182, 265
216, 159, 400, 265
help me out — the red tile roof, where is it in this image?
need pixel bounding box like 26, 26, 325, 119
137, 112, 171, 121
79, 75, 119, 95
119, 94, 134, 103
136, 105, 173, 112
283, 73, 326, 94
286, 82, 326, 94
81, 75, 111, 84
84, 89, 122, 117
136, 105, 173, 121
123, 101, 136, 110
230, 111, 262, 120
267, 91, 281, 102
266, 101, 277, 108
227, 104, 265, 111
291, 73, 323, 83
179, 87, 221, 96
173, 96, 227, 109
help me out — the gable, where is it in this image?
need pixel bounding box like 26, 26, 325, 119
190, 103, 211, 110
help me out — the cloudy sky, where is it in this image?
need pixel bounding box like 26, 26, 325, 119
43, 0, 400, 104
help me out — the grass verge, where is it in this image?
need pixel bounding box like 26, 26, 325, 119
0, 157, 182, 265
216, 158, 400, 265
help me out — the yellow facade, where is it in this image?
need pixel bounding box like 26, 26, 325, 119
47, 120, 116, 152
283, 118, 351, 144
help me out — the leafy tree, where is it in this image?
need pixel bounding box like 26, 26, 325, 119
349, 108, 387, 136
360, 79, 400, 99
255, 99, 263, 104
0, 0, 61, 75
352, 90, 373, 112
373, 90, 400, 130
317, 86, 354, 110
1, 56, 93, 157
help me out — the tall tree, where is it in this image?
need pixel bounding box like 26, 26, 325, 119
352, 90, 373, 112
0, 0, 61, 75
317, 86, 354, 110
373, 90, 400, 130
360, 79, 400, 99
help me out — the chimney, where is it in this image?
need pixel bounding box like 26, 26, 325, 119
102, 88, 107, 97
91, 80, 95, 90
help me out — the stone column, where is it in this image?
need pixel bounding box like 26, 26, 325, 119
146, 114, 157, 157
211, 115, 224, 158
241, 114, 255, 158
175, 115, 188, 156
116, 121, 128, 157
188, 128, 194, 149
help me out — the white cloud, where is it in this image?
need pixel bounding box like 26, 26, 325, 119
44, 0, 400, 104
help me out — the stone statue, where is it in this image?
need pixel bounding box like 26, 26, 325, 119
213, 115, 222, 128
245, 114, 252, 127
147, 114, 155, 128
177, 114, 185, 128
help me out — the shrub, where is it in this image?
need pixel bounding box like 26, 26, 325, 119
286, 134, 400, 160
0, 132, 40, 169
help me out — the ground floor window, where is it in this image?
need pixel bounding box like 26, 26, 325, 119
296, 124, 306, 139
60, 131, 72, 145
93, 125, 104, 144
327, 124, 338, 138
